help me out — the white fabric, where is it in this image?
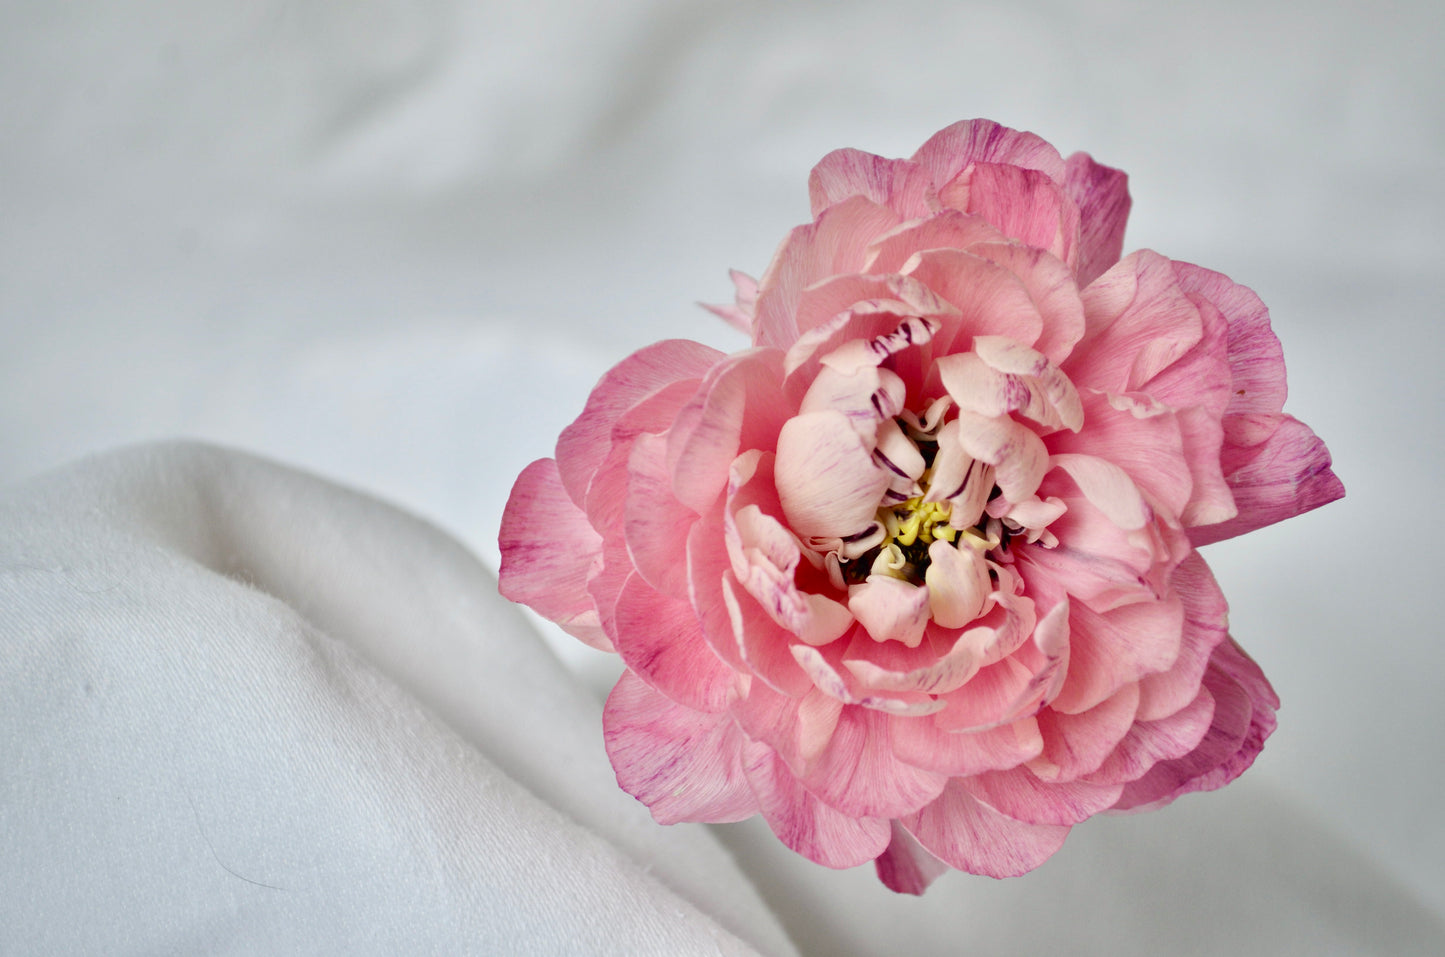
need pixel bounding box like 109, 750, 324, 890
3, 0, 1444, 953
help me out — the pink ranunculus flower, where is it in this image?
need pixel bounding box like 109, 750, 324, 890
499, 119, 1344, 893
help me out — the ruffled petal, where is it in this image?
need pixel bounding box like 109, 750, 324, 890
937, 162, 1079, 267
1062, 151, 1131, 288
889, 715, 1044, 777
1031, 682, 1141, 781
910, 119, 1067, 191
498, 458, 608, 649
874, 822, 950, 895
623, 431, 698, 599
555, 339, 722, 506
797, 706, 948, 819
808, 148, 934, 219
901, 780, 1071, 879
613, 572, 740, 713
603, 671, 758, 824
742, 745, 891, 869
776, 410, 891, 541
848, 574, 931, 647
964, 766, 1123, 826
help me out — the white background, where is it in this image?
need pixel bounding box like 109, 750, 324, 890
3, 0, 1443, 950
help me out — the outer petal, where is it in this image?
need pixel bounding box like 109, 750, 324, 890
742, 745, 891, 869
1062, 151, 1131, 288
623, 431, 698, 599
890, 716, 1044, 777
1187, 415, 1344, 546
613, 572, 740, 713
874, 822, 949, 895
604, 671, 758, 824
964, 766, 1123, 827
555, 339, 723, 506
910, 119, 1067, 191
937, 162, 1080, 268
901, 780, 1071, 878
808, 148, 934, 219
498, 458, 608, 649
797, 706, 948, 819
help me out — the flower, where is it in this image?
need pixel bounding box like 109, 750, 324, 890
499, 119, 1344, 893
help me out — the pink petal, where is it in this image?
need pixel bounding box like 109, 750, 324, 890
1051, 591, 1184, 715
1135, 551, 1229, 720
1030, 682, 1141, 781
604, 671, 759, 824
1111, 637, 1278, 811
848, 575, 931, 647
807, 148, 934, 219
623, 431, 698, 599
702, 268, 760, 336
1047, 452, 1150, 530
1171, 261, 1288, 441
924, 540, 991, 628
555, 339, 722, 506
842, 622, 994, 696
498, 458, 608, 649
910, 119, 1067, 191
951, 410, 1049, 505
937, 162, 1079, 267
753, 195, 903, 349
1187, 414, 1344, 547
666, 349, 790, 514
1069, 251, 1204, 395
583, 378, 701, 534
964, 766, 1123, 826
686, 514, 751, 674
936, 336, 1083, 432
874, 821, 950, 895
798, 706, 948, 819
1083, 682, 1216, 786
901, 780, 1071, 878
966, 242, 1087, 365
721, 572, 814, 697
889, 715, 1044, 777
742, 745, 891, 869
902, 247, 1044, 354
613, 572, 740, 713
1047, 391, 1192, 521
1062, 151, 1131, 288
775, 410, 890, 541
798, 364, 907, 437
733, 682, 845, 775
863, 211, 1010, 273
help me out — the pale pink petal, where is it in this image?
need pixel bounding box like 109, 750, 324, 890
742, 745, 891, 869
1187, 414, 1344, 547
1048, 391, 1192, 521
775, 410, 891, 541
1051, 592, 1184, 715
583, 378, 700, 533
874, 822, 950, 895
733, 682, 845, 775
910, 119, 1067, 190
701, 268, 760, 336
966, 242, 1086, 364
1048, 452, 1150, 530
667, 349, 790, 514
873, 418, 927, 495
687, 514, 751, 674
936, 337, 1082, 432
603, 671, 758, 824
964, 766, 1123, 826
848, 575, 931, 647
934, 640, 1062, 732
925, 540, 991, 628
1069, 251, 1203, 395
753, 195, 904, 349
722, 572, 814, 697
890, 716, 1044, 777
791, 272, 955, 343
798, 364, 907, 437
1134, 552, 1229, 720
790, 643, 946, 717
951, 410, 1049, 505
498, 458, 608, 649
1030, 683, 1141, 781
937, 162, 1079, 266
623, 431, 698, 599
842, 622, 992, 696
902, 247, 1044, 353
808, 148, 934, 219
1083, 682, 1216, 786
798, 706, 948, 819
863, 211, 1010, 273
613, 572, 740, 713
902, 780, 1071, 878
555, 339, 722, 506
1062, 151, 1131, 287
